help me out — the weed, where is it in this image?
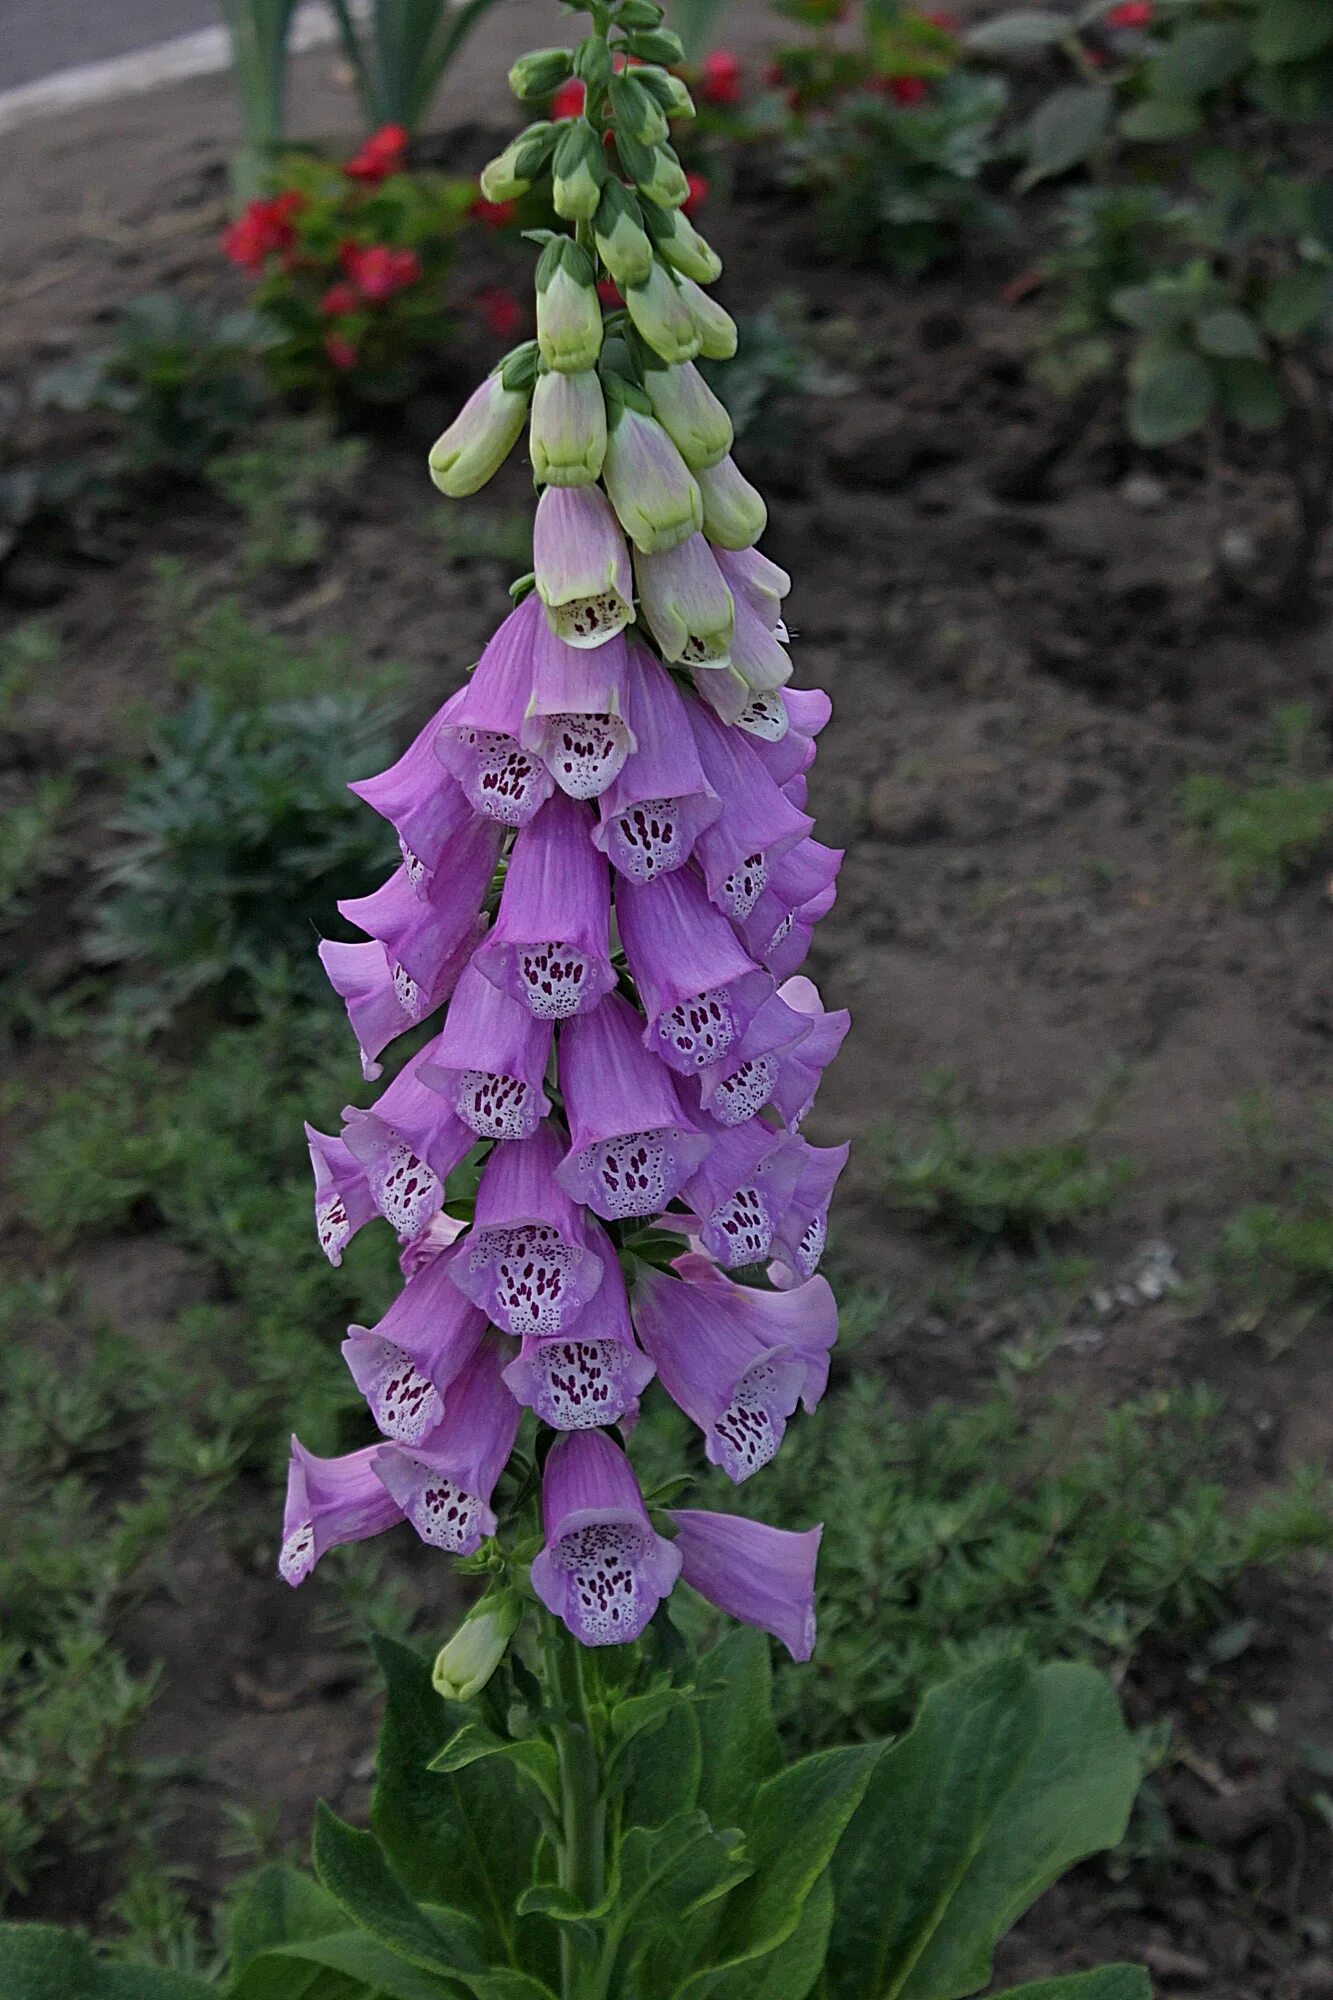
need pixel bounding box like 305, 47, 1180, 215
877, 1110, 1133, 1244
0, 777, 72, 929
207, 415, 368, 574
1181, 705, 1333, 896
1220, 1181, 1333, 1328
0, 622, 59, 722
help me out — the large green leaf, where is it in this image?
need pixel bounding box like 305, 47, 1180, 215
1217, 358, 1287, 429
0, 1925, 216, 2000
1128, 350, 1216, 445
227, 1864, 348, 1982
234, 1928, 460, 2000
991, 1972, 1150, 2000
1151, 22, 1250, 97
619, 1687, 703, 1830
1261, 267, 1333, 338
314, 1805, 482, 1983
826, 1660, 1141, 2000
1251, 0, 1333, 65
727, 1871, 836, 2000
1019, 86, 1112, 187
695, 1629, 784, 1828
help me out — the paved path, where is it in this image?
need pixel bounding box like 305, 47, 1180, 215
0, 0, 218, 91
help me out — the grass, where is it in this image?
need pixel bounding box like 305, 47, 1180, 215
1181, 704, 1333, 896
1220, 1183, 1333, 1332
207, 415, 367, 576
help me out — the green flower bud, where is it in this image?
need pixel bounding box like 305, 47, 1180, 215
432, 1593, 522, 1703
536, 238, 604, 374
508, 47, 574, 101
428, 368, 530, 498
617, 1, 665, 26
531, 368, 608, 486
480, 121, 555, 202
574, 35, 614, 89
617, 132, 691, 210
610, 73, 669, 146
642, 359, 733, 470
635, 534, 735, 665
678, 276, 738, 360
697, 453, 768, 550
625, 259, 702, 365
638, 67, 696, 122
595, 182, 654, 288
552, 119, 606, 223
625, 27, 686, 66
603, 389, 702, 554
645, 203, 722, 284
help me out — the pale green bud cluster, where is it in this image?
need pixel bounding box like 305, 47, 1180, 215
432, 1590, 522, 1702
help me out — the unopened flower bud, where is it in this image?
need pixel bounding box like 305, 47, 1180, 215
552, 119, 606, 222
509, 48, 574, 102
638, 66, 696, 122
429, 369, 530, 497
625, 27, 686, 66
534, 483, 635, 646
697, 454, 767, 549
531, 368, 607, 487
642, 359, 733, 469
603, 390, 702, 554
610, 73, 669, 146
678, 277, 738, 360
536, 238, 604, 374
617, 133, 691, 210
480, 121, 556, 202
618, 0, 665, 26
432, 1592, 522, 1702
595, 183, 654, 289
625, 260, 702, 365
646, 204, 722, 285
635, 533, 735, 664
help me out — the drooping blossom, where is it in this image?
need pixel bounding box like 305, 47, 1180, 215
531, 1430, 682, 1645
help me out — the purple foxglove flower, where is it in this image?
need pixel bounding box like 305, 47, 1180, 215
681, 1117, 804, 1270
642, 361, 733, 471
342, 1246, 488, 1445
773, 976, 851, 1129
321, 935, 465, 1083
473, 792, 615, 1021
451, 1122, 605, 1336
417, 961, 552, 1142
687, 702, 814, 921
520, 622, 635, 800
530, 368, 608, 488
734, 691, 791, 743
770, 1138, 850, 1280
307, 1123, 377, 1266
696, 455, 767, 550
339, 1051, 474, 1239
555, 992, 711, 1219
373, 1334, 519, 1555
697, 990, 814, 1129
279, 1440, 402, 1586
784, 773, 808, 812
503, 1249, 655, 1430
714, 546, 791, 631
730, 591, 792, 698
602, 400, 703, 556
623, 260, 704, 367
428, 369, 530, 498
530, 1429, 682, 1645
689, 663, 753, 727
534, 485, 635, 649
666, 1252, 838, 1411
631, 1261, 805, 1481
668, 1510, 821, 1662
399, 1209, 469, 1279
738, 838, 843, 983
634, 535, 734, 667
435, 596, 557, 828
350, 707, 475, 891
335, 812, 501, 1016
592, 649, 721, 883
616, 867, 771, 1074
678, 276, 738, 361
751, 687, 832, 783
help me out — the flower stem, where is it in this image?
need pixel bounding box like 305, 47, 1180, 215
542, 1617, 607, 2000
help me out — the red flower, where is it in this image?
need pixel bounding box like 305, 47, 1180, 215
470, 194, 517, 229
345, 123, 409, 183
880, 74, 928, 106
319, 280, 361, 317
597, 278, 624, 308
1106, 1, 1153, 24
220, 191, 307, 272
551, 77, 586, 120
325, 333, 359, 372
477, 286, 524, 339
920, 8, 960, 32
683, 172, 709, 219
341, 242, 422, 301
699, 50, 743, 106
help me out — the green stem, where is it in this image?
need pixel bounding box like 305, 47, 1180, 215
542, 1618, 607, 2000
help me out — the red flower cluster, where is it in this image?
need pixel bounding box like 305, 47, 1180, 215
683, 171, 709, 219
471, 194, 517, 229
345, 123, 409, 183
699, 49, 743, 106
1107, 1, 1154, 23
476, 286, 524, 339
221, 191, 306, 273
878, 74, 928, 105
340, 241, 422, 302
551, 77, 587, 120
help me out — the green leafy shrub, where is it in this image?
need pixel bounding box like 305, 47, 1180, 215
207, 415, 368, 574
1180, 704, 1333, 894
877, 1113, 1133, 1243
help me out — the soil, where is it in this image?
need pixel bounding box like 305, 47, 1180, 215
2, 6, 1333, 1995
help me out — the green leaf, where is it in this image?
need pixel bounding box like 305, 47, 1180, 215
826, 1660, 1141, 2000
1194, 307, 1266, 359
313, 1804, 483, 1982
1251, 0, 1333, 64
428, 1723, 558, 1812
235, 1929, 460, 2000
615, 1809, 754, 1989
1129, 351, 1216, 445
0, 1925, 216, 1999
227, 1864, 348, 1980
1019, 86, 1113, 188
1217, 358, 1288, 429
1150, 22, 1250, 97
1261, 267, 1333, 337
963, 10, 1067, 53
1120, 95, 1202, 139
728, 1870, 836, 2000
1112, 284, 1187, 334
991, 1972, 1151, 2000
619, 1686, 703, 1829
695, 1628, 783, 1828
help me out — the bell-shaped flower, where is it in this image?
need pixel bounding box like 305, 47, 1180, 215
593, 648, 721, 884
689, 662, 754, 727
688, 701, 813, 921
399, 1209, 469, 1280
602, 393, 702, 555
520, 622, 635, 800
531, 1430, 682, 1646
339, 1046, 474, 1239
594, 181, 654, 289
450, 1122, 605, 1336
733, 691, 791, 743
552, 118, 606, 222
648, 206, 723, 286
729, 595, 792, 701
336, 812, 501, 1018
350, 709, 475, 893
429, 367, 531, 498
714, 545, 791, 632
279, 1440, 402, 1586
536, 237, 603, 375
534, 484, 635, 649
642, 361, 732, 470
555, 991, 711, 1220
373, 1334, 519, 1555
624, 260, 703, 366
770, 1137, 849, 1280
473, 792, 616, 1020
342, 1246, 487, 1446
678, 276, 738, 360
739, 837, 843, 983
634, 534, 734, 667
435, 596, 558, 827
530, 368, 607, 488
750, 687, 831, 785
306, 1124, 377, 1266
773, 975, 851, 1128
617, 866, 771, 1074
697, 454, 767, 550
631, 1261, 804, 1481
681, 1117, 804, 1270
697, 990, 814, 1129
503, 1248, 655, 1431
668, 1510, 821, 1662
418, 961, 552, 1142
675, 1252, 838, 1408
